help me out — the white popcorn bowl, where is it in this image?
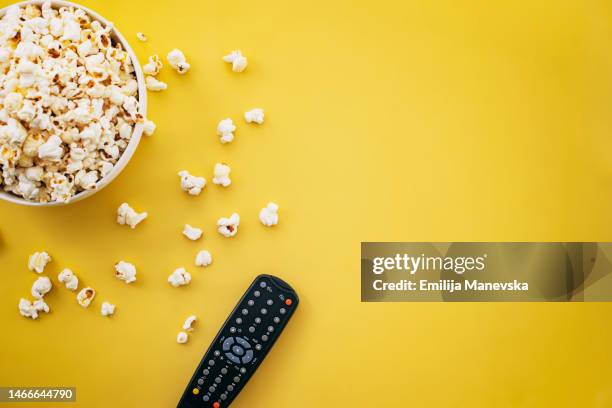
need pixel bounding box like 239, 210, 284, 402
0, 0, 147, 207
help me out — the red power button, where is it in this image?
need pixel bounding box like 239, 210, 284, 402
285, 298, 293, 306
213, 402, 220, 408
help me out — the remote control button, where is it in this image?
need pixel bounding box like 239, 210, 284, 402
236, 337, 251, 349
192, 388, 199, 395
247, 300, 254, 306
234, 376, 240, 383
214, 350, 220, 356
236, 318, 242, 324
248, 326, 255, 333
262, 335, 268, 341
221, 394, 227, 400
208, 360, 215, 366
203, 395, 209, 402
230, 327, 236, 333
254, 291, 260, 297
203, 369, 210, 375
267, 299, 273, 305
260, 282, 267, 288
215, 377, 222, 384
268, 326, 274, 332
273, 317, 280, 323
197, 378, 204, 385
285, 298, 293, 306
227, 385, 234, 392
240, 368, 247, 374
255, 344, 262, 350
222, 337, 235, 351
225, 352, 241, 364
242, 309, 248, 315
260, 308, 267, 315
242, 349, 254, 364
255, 317, 261, 324
221, 368, 227, 375
232, 345, 245, 356
280, 308, 286, 314
209, 386, 215, 392
213, 402, 220, 408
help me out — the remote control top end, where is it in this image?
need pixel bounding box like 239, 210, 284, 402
177, 274, 298, 408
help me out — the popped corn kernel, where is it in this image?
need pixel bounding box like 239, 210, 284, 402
259, 202, 279, 227
117, 203, 148, 229
183, 315, 197, 331
195, 250, 212, 267
222, 50, 248, 72
19, 298, 49, 319
31, 276, 52, 299
177, 331, 188, 343
115, 261, 137, 283
167, 49, 190, 74
244, 108, 265, 124
101, 301, 116, 316
217, 118, 236, 144
58, 268, 79, 291
178, 170, 206, 196
183, 224, 203, 241
136, 32, 147, 42
168, 267, 191, 287
143, 119, 156, 136
217, 213, 240, 237
212, 163, 231, 187
77, 287, 96, 308
28, 251, 51, 273
142, 55, 162, 76
146, 75, 167, 91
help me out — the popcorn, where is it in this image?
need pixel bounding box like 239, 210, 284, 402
31, 276, 52, 299
76, 287, 96, 307
58, 268, 79, 290
136, 32, 147, 42
168, 267, 191, 287
167, 49, 190, 74
195, 250, 212, 267
19, 298, 49, 319
183, 224, 203, 241
142, 55, 162, 76
117, 203, 148, 229
177, 331, 188, 344
259, 202, 279, 227
217, 213, 240, 237
244, 108, 264, 124
217, 118, 236, 144
115, 261, 137, 283
222, 50, 248, 72
0, 2, 143, 203
146, 76, 167, 91
178, 170, 206, 196
212, 163, 231, 187
143, 119, 156, 136
28, 251, 51, 273
101, 301, 115, 317
183, 315, 197, 331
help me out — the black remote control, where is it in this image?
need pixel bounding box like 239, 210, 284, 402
177, 274, 299, 408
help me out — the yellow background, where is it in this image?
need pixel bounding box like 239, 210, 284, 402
1, 0, 612, 406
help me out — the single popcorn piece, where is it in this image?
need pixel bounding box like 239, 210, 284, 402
115, 261, 137, 283
222, 50, 248, 72
217, 213, 240, 237
117, 203, 148, 229
31, 276, 52, 299
167, 49, 190, 74
168, 267, 191, 287
244, 108, 265, 124
101, 301, 116, 317
38, 135, 64, 161
19, 298, 49, 319
183, 315, 197, 331
195, 250, 212, 267
177, 331, 188, 344
77, 287, 96, 308
28, 252, 51, 273
178, 171, 206, 196
183, 224, 203, 241
142, 55, 162, 76
143, 119, 156, 136
146, 75, 168, 91
217, 118, 236, 144
212, 163, 231, 187
259, 202, 279, 227
136, 32, 147, 42
58, 268, 79, 291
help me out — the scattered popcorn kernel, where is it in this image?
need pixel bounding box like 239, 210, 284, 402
183, 224, 203, 241
212, 163, 231, 187
167, 49, 190, 74
136, 32, 147, 42
183, 315, 197, 331
101, 301, 116, 317
217, 118, 236, 144
217, 213, 240, 237
259, 202, 279, 227
244, 108, 265, 124
222, 50, 248, 72
195, 250, 212, 267
168, 268, 191, 287
178, 171, 206, 195
146, 76, 168, 91
142, 55, 162, 76
31, 276, 52, 299
38, 135, 64, 161
77, 287, 96, 308
58, 269, 79, 291
117, 203, 148, 229
28, 252, 51, 273
19, 298, 49, 319
177, 331, 188, 344
143, 119, 156, 136
115, 261, 137, 283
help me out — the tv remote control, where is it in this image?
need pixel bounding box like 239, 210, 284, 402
177, 274, 299, 408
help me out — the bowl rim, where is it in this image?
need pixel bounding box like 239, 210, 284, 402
0, 0, 147, 207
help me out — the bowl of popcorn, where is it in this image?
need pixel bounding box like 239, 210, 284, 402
0, 0, 150, 206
